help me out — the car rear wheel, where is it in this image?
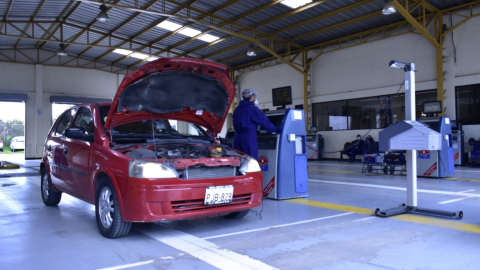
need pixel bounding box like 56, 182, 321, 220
41, 168, 62, 206
95, 179, 131, 238
225, 209, 250, 219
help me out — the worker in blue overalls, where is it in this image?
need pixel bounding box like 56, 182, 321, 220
233, 88, 278, 159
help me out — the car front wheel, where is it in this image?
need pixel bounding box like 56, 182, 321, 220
41, 168, 62, 206
95, 179, 131, 238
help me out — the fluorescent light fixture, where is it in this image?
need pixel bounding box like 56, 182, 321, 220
382, 1, 396, 15
179, 27, 201, 37
281, 0, 312, 9
198, 34, 220, 43
57, 43, 67, 56
130, 52, 149, 60
157, 20, 183, 31
96, 4, 109, 22
157, 20, 220, 43
146, 56, 159, 61
113, 48, 132, 55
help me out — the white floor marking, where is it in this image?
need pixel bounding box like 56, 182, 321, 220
203, 212, 354, 240
138, 225, 278, 270
308, 179, 480, 198
97, 260, 155, 270
353, 217, 376, 222
459, 189, 476, 193
438, 198, 467, 204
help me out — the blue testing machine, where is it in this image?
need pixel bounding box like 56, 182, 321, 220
257, 109, 308, 199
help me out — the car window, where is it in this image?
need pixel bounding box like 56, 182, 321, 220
72, 107, 94, 135
17, 137, 24, 142
55, 109, 75, 137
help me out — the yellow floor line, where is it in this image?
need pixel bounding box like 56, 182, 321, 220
308, 168, 362, 175
445, 177, 480, 183
287, 198, 480, 234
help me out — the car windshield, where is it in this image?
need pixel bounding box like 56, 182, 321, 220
17, 137, 25, 142
112, 119, 210, 138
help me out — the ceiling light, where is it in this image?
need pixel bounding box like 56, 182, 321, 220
281, 0, 312, 9
179, 27, 201, 37
96, 4, 109, 22
382, 1, 396, 15
198, 34, 220, 43
247, 44, 256, 57
113, 48, 132, 55
157, 20, 183, 31
57, 43, 67, 56
146, 56, 159, 61
130, 52, 149, 60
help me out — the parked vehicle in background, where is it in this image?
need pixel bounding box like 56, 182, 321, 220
9, 136, 25, 152
0, 138, 3, 152
40, 58, 263, 238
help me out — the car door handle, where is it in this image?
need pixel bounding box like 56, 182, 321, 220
63, 146, 68, 156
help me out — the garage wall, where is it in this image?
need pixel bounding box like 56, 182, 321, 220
237, 11, 480, 159
0, 62, 123, 158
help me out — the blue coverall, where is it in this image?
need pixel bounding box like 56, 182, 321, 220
233, 100, 278, 159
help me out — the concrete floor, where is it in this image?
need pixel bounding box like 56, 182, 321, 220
2, 156, 480, 270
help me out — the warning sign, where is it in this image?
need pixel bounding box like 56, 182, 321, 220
454, 152, 459, 161
418, 150, 430, 159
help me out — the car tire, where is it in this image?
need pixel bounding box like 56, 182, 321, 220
95, 178, 131, 238
41, 168, 62, 206
224, 209, 250, 219
11, 147, 14, 152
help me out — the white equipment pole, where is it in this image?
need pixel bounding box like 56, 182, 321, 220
404, 63, 417, 207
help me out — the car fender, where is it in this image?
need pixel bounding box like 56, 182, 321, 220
90, 166, 126, 216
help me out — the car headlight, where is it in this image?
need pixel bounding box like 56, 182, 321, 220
239, 156, 261, 174
129, 160, 178, 178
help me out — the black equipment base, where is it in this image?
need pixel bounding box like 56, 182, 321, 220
373, 204, 463, 220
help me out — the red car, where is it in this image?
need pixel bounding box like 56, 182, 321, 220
41, 58, 263, 238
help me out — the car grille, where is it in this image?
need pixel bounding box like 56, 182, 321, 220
171, 193, 252, 213
185, 166, 236, 180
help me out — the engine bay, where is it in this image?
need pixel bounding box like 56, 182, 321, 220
122, 143, 243, 160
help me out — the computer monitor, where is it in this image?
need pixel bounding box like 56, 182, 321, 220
423, 101, 442, 114
310, 126, 318, 132
294, 104, 304, 109
272, 86, 292, 108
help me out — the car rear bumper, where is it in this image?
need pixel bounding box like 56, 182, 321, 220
115, 173, 264, 222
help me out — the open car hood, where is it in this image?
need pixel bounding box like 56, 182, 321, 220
104, 58, 235, 134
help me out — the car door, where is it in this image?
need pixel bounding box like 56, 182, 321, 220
62, 106, 94, 200
47, 108, 75, 188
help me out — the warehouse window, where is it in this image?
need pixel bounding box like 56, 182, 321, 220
312, 100, 348, 130
456, 84, 480, 124
312, 90, 437, 131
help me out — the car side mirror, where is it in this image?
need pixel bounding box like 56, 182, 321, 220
65, 127, 93, 142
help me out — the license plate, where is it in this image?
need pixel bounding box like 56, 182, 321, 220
204, 185, 234, 205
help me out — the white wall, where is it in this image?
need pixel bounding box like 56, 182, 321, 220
238, 10, 480, 159
0, 62, 122, 158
